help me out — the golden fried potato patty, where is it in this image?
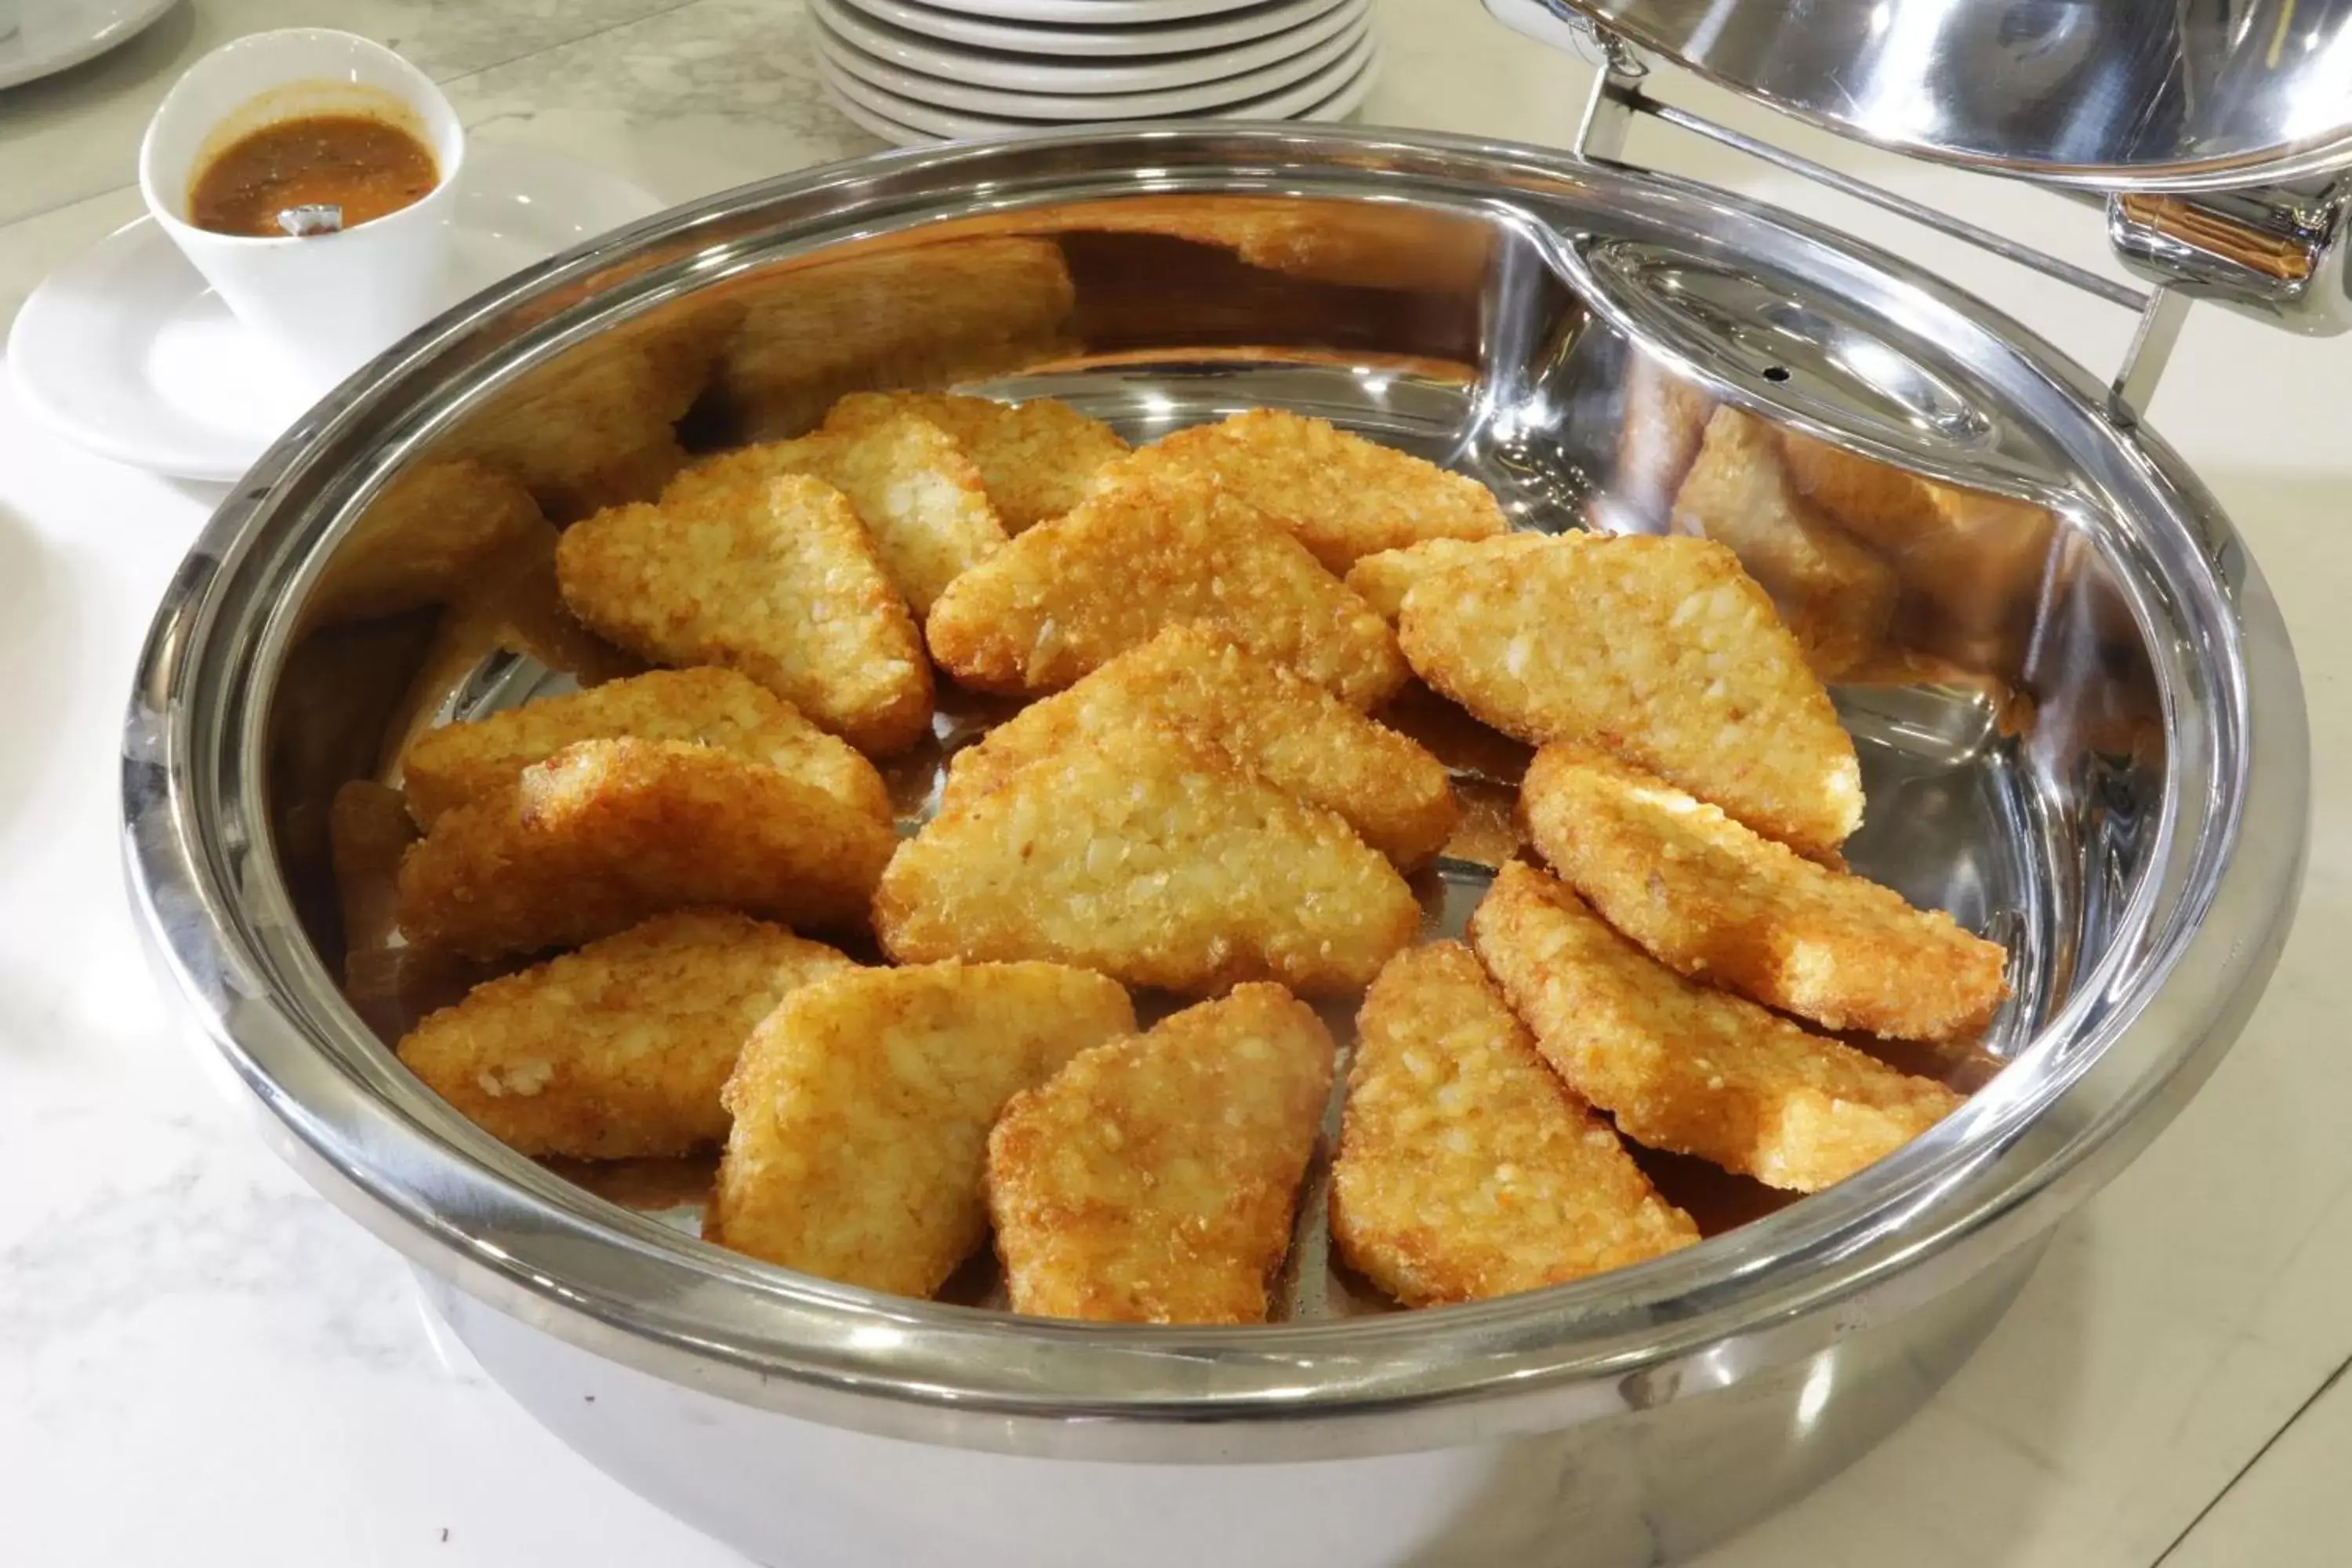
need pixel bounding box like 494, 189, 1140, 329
939, 624, 1455, 866
876, 725, 1419, 996
556, 471, 931, 755
1330, 942, 1697, 1305
1468, 863, 1962, 1192
1520, 744, 2007, 1041
924, 466, 1406, 709
708, 961, 1134, 1295
668, 412, 1007, 615
1344, 534, 1568, 622
826, 390, 1128, 531
396, 910, 858, 1159
399, 667, 891, 829
1098, 409, 1509, 572
1398, 534, 1861, 855
394, 738, 895, 959
987, 983, 1334, 1324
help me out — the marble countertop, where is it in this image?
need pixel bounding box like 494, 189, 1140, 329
2, 2, 2348, 1564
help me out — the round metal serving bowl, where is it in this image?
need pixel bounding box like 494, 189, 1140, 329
125, 126, 2307, 1567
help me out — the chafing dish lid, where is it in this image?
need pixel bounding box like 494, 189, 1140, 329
1539, 0, 2352, 192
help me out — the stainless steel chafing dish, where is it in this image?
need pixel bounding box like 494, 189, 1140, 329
125, 2, 2336, 1561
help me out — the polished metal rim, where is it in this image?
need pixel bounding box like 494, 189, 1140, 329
122, 125, 2309, 1460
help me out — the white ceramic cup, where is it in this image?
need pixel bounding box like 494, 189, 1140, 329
137, 30, 466, 393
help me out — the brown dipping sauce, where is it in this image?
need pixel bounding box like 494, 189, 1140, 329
190, 114, 438, 238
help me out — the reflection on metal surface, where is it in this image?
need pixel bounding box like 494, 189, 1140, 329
122, 132, 2303, 1494
1544, 0, 2352, 191
2110, 179, 2352, 333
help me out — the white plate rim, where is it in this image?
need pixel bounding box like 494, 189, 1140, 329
815, 28, 1375, 137
819, 78, 935, 148
807, 0, 1366, 94
1295, 46, 1376, 122
906, 0, 1278, 23
0, 0, 180, 92
5, 141, 663, 482
813, 13, 1365, 119
829, 0, 1353, 58
822, 49, 1372, 144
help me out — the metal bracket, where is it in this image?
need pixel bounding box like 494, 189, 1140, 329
2107, 183, 2352, 338
2109, 288, 2190, 430
1563, 25, 2187, 423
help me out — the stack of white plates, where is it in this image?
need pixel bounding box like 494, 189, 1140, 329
809, 0, 1381, 147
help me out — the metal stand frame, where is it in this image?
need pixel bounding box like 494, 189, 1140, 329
1559, 18, 2347, 426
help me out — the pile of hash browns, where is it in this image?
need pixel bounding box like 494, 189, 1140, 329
337, 388, 2012, 1326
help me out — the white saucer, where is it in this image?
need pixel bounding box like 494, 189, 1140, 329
815, 11, 1366, 120
0, 0, 179, 91
6, 140, 662, 484
818, 31, 1375, 141
832, 0, 1352, 58
808, 0, 1366, 95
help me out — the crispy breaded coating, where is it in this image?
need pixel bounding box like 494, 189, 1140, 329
1344, 535, 1570, 622
395, 739, 895, 960
399, 668, 889, 830
986, 983, 1334, 1324
1613, 353, 1717, 526
555, 472, 932, 755
396, 910, 858, 1159
1671, 408, 1896, 679
939, 625, 1456, 867
925, 466, 1406, 708
670, 412, 1007, 615
876, 726, 1420, 996
1095, 410, 1509, 573
1330, 942, 1697, 1305
708, 961, 1134, 1295
303, 460, 550, 630
1520, 744, 2007, 1041
826, 391, 1130, 531
1468, 863, 1962, 1192
1397, 535, 1863, 856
